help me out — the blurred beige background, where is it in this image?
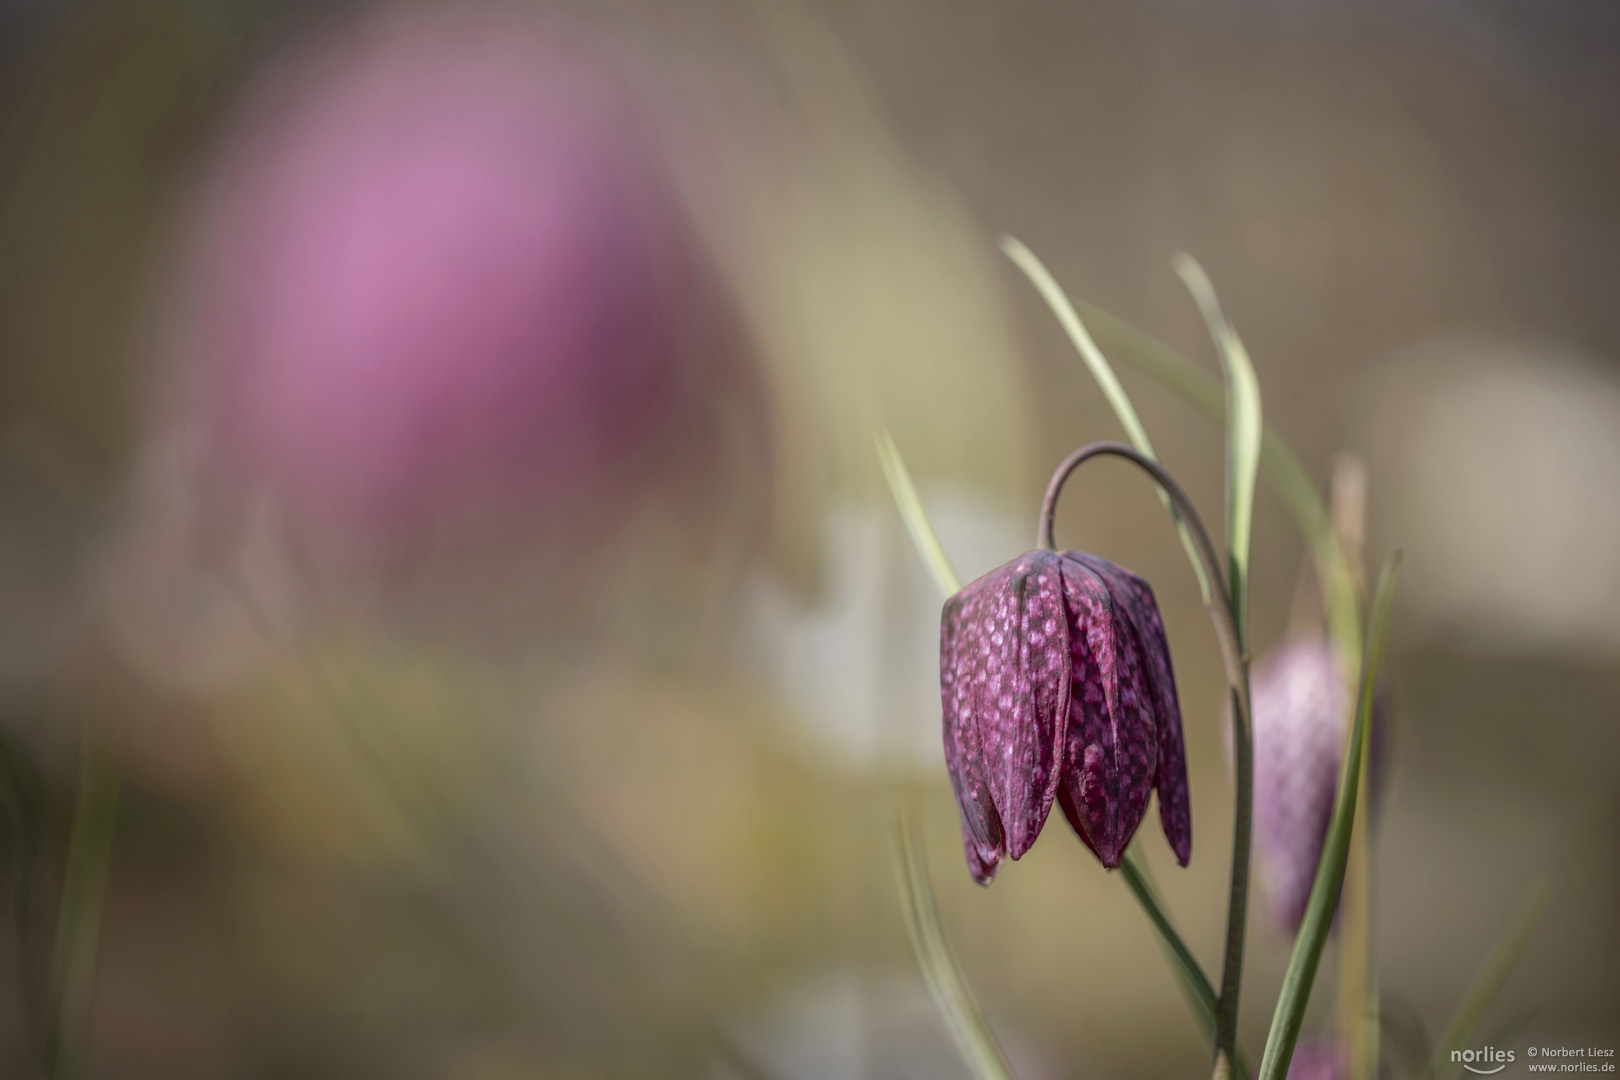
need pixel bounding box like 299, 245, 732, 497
0, 0, 1616, 1077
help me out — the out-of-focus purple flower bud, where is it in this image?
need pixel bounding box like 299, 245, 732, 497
165, 11, 754, 571
1250, 637, 1391, 933
1285, 1041, 1346, 1080
939, 549, 1191, 884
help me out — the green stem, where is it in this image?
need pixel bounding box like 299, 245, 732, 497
1039, 441, 1253, 1080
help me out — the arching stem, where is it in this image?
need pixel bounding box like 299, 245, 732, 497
1040, 441, 1254, 1080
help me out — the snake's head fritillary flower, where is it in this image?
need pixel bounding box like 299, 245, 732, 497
939, 548, 1191, 883
1250, 637, 1392, 932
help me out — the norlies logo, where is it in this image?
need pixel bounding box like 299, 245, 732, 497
1454, 1047, 1518, 1075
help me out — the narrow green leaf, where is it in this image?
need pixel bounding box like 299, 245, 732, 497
894, 816, 1019, 1080
876, 428, 962, 595
999, 236, 1211, 602
1172, 255, 1262, 652
1259, 554, 1403, 1080
1431, 879, 1553, 1080
1001, 237, 1158, 456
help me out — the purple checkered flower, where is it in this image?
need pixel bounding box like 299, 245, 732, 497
1250, 638, 1391, 932
940, 548, 1191, 883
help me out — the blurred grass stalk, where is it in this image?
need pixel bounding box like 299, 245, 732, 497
1328, 456, 1377, 1080
1430, 880, 1554, 1080
1, 725, 43, 1064
894, 817, 1018, 1080
45, 728, 118, 1080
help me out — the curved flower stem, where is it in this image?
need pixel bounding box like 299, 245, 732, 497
1041, 441, 1253, 1080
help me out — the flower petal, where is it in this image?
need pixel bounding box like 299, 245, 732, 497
941, 593, 1003, 866
960, 818, 1002, 886
1052, 559, 1119, 864
940, 550, 1070, 865
1054, 555, 1159, 867
1074, 554, 1190, 866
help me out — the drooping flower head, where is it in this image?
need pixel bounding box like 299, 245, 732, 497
1249, 637, 1391, 932
940, 548, 1191, 883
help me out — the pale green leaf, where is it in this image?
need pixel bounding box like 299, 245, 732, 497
1172, 254, 1261, 652
876, 428, 962, 595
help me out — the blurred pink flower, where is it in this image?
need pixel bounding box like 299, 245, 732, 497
1250, 638, 1391, 933
1285, 1041, 1346, 1080
168, 11, 758, 570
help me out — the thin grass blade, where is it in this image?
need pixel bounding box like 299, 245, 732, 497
1172, 254, 1261, 652
0, 724, 43, 1054
45, 731, 118, 1080
895, 816, 1019, 1080
877, 428, 962, 595
1258, 554, 1403, 1080
1431, 878, 1553, 1080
